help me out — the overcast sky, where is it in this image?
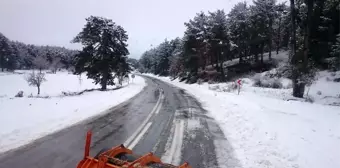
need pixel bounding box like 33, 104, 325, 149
1, 0, 253, 58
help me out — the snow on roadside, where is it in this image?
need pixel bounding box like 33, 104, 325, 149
145, 74, 340, 168
0, 72, 146, 153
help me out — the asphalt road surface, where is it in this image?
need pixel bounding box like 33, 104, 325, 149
0, 76, 233, 168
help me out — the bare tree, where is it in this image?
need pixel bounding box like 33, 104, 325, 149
25, 71, 47, 95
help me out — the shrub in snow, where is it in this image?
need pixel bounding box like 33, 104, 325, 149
208, 83, 238, 93
208, 80, 215, 84
187, 75, 198, 84
61, 91, 78, 96
208, 85, 220, 91
15, 91, 24, 97
222, 82, 238, 92
197, 79, 204, 85
25, 71, 47, 95
330, 72, 336, 77
334, 78, 340, 82
252, 74, 283, 89
317, 91, 322, 95
272, 79, 283, 88
305, 96, 315, 103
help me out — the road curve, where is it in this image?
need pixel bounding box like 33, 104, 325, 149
0, 76, 229, 168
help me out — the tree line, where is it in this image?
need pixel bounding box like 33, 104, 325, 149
1, 15, 132, 92
0, 33, 78, 72
139, 0, 339, 98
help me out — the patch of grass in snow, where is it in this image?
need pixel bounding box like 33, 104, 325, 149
60, 86, 124, 97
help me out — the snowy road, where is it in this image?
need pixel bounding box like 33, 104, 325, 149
0, 76, 232, 168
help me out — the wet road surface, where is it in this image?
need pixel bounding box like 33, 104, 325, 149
0, 76, 229, 168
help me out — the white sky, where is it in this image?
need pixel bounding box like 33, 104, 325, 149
0, 0, 253, 58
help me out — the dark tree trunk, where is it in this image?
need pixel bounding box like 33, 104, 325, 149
201, 53, 206, 70
310, 0, 325, 63
37, 85, 40, 95
254, 45, 259, 63
290, 0, 296, 61
291, 0, 300, 97
244, 41, 247, 61
293, 82, 305, 98
291, 0, 314, 98
276, 17, 282, 54
237, 39, 242, 63
101, 71, 108, 90
260, 42, 264, 64
219, 47, 225, 81
268, 19, 273, 60
303, 0, 313, 68
0, 55, 3, 72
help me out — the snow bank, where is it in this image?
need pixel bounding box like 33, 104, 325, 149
145, 74, 340, 168
0, 71, 146, 153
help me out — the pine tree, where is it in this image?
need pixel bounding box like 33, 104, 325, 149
228, 2, 249, 63
183, 12, 209, 73
207, 9, 231, 81
72, 16, 130, 90
156, 40, 173, 76
330, 34, 340, 70
251, 0, 278, 61
0, 33, 11, 71
169, 38, 184, 77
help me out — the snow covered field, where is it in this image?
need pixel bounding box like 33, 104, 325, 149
0, 71, 146, 153
146, 73, 340, 168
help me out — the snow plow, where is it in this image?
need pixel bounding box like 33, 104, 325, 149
77, 131, 191, 168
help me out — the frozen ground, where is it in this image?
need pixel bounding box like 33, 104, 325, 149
145, 72, 340, 168
0, 71, 146, 153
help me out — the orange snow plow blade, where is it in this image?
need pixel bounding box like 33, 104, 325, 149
76, 131, 191, 168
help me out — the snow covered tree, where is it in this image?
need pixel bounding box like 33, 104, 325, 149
273, 2, 289, 54
169, 38, 184, 77
152, 40, 172, 76
50, 57, 62, 73
330, 34, 340, 70
331, 34, 340, 56
138, 38, 179, 76
25, 71, 47, 95
127, 58, 139, 70
206, 9, 231, 80
138, 0, 339, 87
0, 33, 11, 71
33, 55, 49, 72
72, 16, 129, 90
228, 2, 249, 63
183, 12, 209, 73
255, 0, 277, 60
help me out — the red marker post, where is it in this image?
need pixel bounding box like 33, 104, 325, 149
237, 79, 241, 95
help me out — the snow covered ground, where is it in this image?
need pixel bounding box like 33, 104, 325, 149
0, 71, 146, 153
145, 73, 340, 168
